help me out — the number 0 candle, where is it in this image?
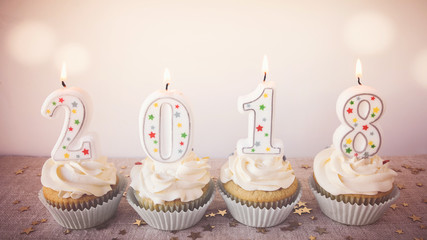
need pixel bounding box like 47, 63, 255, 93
139, 69, 193, 163
236, 56, 284, 155
332, 59, 384, 159
41, 63, 95, 161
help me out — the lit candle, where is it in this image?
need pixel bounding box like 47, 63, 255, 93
236, 56, 284, 155
41, 63, 95, 160
139, 69, 193, 163
332, 59, 384, 159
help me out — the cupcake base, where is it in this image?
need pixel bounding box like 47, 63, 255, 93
38, 174, 127, 229
218, 180, 302, 228
127, 180, 215, 231
309, 175, 400, 225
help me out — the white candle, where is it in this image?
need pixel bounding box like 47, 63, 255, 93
139, 69, 193, 163
41, 63, 95, 160
236, 56, 284, 155
333, 59, 384, 159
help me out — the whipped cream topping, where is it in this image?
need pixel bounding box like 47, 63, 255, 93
313, 147, 397, 196
130, 151, 211, 204
41, 156, 117, 199
220, 151, 295, 191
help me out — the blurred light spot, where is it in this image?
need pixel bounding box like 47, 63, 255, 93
343, 12, 395, 55
55, 43, 90, 75
413, 49, 427, 88
6, 21, 56, 65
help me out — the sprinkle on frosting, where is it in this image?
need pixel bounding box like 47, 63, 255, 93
130, 151, 211, 204
313, 147, 397, 196
220, 151, 295, 191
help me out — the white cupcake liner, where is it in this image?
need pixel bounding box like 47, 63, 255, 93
309, 175, 400, 225
39, 174, 127, 229
218, 180, 302, 228
126, 180, 215, 231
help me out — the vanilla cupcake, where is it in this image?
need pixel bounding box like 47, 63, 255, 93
310, 146, 399, 225
39, 156, 126, 229
127, 151, 214, 230
218, 151, 301, 227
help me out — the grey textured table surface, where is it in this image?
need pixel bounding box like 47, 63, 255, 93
1, 155, 426, 240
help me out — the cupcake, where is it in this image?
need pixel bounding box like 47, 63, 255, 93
127, 151, 214, 231
39, 156, 126, 229
310, 146, 399, 225
218, 151, 301, 227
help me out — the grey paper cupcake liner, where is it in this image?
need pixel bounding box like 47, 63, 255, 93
127, 180, 215, 231
39, 174, 127, 229
218, 180, 302, 228
309, 175, 400, 225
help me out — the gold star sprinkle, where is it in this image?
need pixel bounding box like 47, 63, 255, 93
40, 218, 47, 223
409, 215, 422, 222
187, 232, 202, 240
23, 166, 29, 169
21, 227, 34, 235
301, 207, 312, 214
13, 200, 20, 204
310, 216, 317, 220
64, 229, 71, 235
121, 166, 127, 169
309, 236, 316, 240
133, 219, 143, 226
31, 221, 39, 226
296, 201, 307, 207
390, 204, 398, 210
256, 228, 268, 234
314, 227, 328, 235
205, 212, 216, 217
15, 169, 24, 175
294, 208, 303, 216
217, 209, 227, 216
395, 229, 404, 234
416, 183, 423, 187
301, 165, 311, 169
19, 206, 29, 212
397, 184, 405, 190
420, 224, 426, 229
402, 203, 409, 207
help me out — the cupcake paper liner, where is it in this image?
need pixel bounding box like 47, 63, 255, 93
218, 180, 302, 228
309, 175, 400, 225
39, 174, 127, 229
127, 180, 215, 231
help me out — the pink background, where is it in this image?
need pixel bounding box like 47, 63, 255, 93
1, 0, 426, 159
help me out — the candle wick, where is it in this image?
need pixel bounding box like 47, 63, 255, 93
357, 77, 361, 85
263, 72, 267, 82
61, 81, 67, 88
165, 83, 169, 91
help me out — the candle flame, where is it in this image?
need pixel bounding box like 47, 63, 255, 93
356, 58, 362, 78
163, 68, 171, 84
60, 62, 67, 82
262, 55, 268, 74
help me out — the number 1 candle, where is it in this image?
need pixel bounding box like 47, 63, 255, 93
333, 59, 384, 159
41, 63, 95, 161
139, 69, 193, 163
236, 56, 284, 155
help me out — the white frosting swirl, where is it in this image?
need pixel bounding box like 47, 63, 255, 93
220, 151, 295, 191
41, 156, 117, 199
130, 151, 211, 204
313, 147, 397, 196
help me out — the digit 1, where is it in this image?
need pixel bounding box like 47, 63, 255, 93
140, 95, 192, 163
238, 87, 281, 155
41, 92, 93, 161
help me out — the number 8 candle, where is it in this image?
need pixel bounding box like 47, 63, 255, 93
41, 63, 95, 160
333, 59, 384, 159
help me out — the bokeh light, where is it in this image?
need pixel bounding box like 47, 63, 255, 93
6, 21, 56, 65
343, 11, 395, 55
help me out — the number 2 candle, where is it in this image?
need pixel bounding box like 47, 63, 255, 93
236, 56, 284, 155
41, 63, 95, 161
333, 59, 384, 159
139, 69, 193, 163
